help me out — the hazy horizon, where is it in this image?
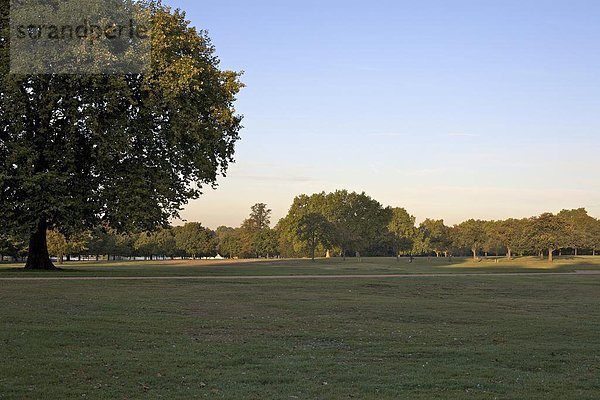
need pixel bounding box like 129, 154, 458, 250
165, 0, 600, 229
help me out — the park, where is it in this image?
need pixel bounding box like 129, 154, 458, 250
2, 0, 600, 398
1, 257, 599, 398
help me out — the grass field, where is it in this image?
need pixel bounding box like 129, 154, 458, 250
2, 256, 600, 278
1, 258, 599, 399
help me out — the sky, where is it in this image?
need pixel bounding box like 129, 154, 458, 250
165, 0, 600, 229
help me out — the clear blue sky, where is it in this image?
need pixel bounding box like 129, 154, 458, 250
166, 0, 600, 228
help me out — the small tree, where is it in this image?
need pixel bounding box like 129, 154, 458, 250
46, 230, 88, 264
46, 230, 68, 264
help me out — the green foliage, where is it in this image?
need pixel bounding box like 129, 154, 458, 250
215, 226, 243, 259
417, 219, 451, 256
453, 219, 488, 259
278, 191, 392, 258
493, 218, 527, 257
322, 190, 390, 256
295, 213, 335, 260
388, 208, 416, 256
525, 213, 569, 261
46, 230, 88, 263
239, 203, 276, 258
46, 230, 69, 264
243, 203, 272, 231
276, 193, 328, 257
0, 233, 27, 260
88, 228, 117, 258
0, 0, 243, 268
557, 208, 597, 253
173, 223, 215, 259
253, 229, 280, 258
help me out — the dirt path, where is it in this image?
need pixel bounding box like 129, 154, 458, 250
0, 270, 599, 282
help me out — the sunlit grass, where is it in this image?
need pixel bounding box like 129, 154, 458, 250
2, 256, 600, 277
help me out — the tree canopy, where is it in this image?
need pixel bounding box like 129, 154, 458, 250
0, 1, 243, 269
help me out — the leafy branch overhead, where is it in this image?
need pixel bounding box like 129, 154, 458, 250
0, 0, 244, 269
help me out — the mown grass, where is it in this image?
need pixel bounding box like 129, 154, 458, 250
1, 256, 600, 277
0, 260, 599, 399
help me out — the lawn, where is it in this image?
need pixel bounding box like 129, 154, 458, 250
2, 256, 600, 277
0, 259, 599, 399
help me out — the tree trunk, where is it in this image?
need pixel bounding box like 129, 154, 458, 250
472, 249, 477, 260
574, 248, 578, 256
24, 220, 57, 270
548, 248, 554, 263
507, 248, 512, 259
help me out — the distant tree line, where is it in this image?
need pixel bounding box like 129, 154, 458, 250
277, 191, 600, 262
0, 202, 278, 263
2, 191, 600, 263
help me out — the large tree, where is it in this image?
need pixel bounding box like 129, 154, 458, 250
453, 219, 488, 260
277, 191, 391, 259
0, 1, 243, 269
418, 219, 451, 257
526, 213, 568, 262
388, 208, 416, 259
493, 218, 528, 259
173, 223, 216, 259
295, 213, 334, 261
215, 226, 242, 259
322, 190, 390, 258
558, 208, 596, 256
276, 193, 328, 257
591, 218, 600, 257
239, 203, 273, 258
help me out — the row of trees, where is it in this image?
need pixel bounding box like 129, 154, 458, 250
0, 203, 278, 262
277, 191, 600, 262
3, 191, 600, 263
